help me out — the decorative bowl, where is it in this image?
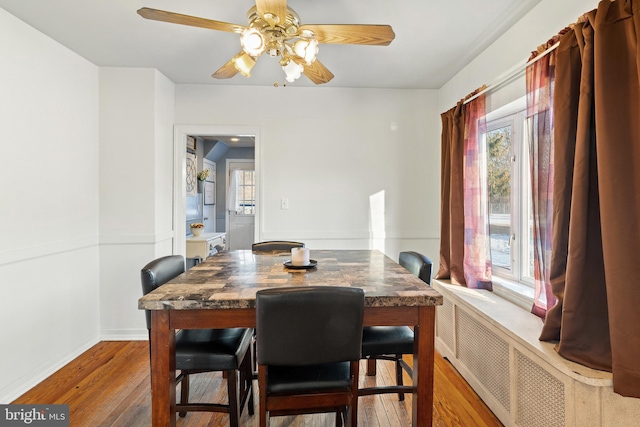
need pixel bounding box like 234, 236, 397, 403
190, 223, 204, 236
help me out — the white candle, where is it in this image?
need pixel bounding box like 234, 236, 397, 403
291, 247, 310, 266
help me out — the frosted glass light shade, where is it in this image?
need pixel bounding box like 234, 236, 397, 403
282, 59, 303, 82
233, 53, 256, 77
241, 27, 265, 57
294, 38, 318, 65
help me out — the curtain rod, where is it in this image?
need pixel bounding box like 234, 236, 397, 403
463, 41, 560, 105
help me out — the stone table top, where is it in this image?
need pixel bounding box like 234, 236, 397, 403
139, 249, 443, 310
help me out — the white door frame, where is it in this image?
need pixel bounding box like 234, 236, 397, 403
172, 124, 261, 256
202, 158, 216, 233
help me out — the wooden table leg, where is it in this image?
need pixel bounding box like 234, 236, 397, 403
413, 306, 435, 427
151, 310, 176, 427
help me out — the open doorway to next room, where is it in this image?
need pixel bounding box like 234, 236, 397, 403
173, 125, 260, 257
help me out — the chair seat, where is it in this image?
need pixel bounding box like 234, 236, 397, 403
176, 328, 253, 371
361, 326, 414, 356
267, 362, 351, 394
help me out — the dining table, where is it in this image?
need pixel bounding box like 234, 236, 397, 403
138, 249, 443, 427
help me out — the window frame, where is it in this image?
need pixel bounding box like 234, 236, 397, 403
485, 102, 535, 291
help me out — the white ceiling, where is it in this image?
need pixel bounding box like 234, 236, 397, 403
208, 135, 255, 148
0, 0, 542, 89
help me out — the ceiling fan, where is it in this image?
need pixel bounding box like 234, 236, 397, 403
137, 0, 395, 85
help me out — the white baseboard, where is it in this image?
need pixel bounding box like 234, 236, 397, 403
100, 329, 148, 341
0, 336, 100, 404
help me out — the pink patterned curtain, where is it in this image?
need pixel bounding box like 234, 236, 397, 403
526, 36, 563, 318
437, 91, 492, 290
463, 95, 492, 289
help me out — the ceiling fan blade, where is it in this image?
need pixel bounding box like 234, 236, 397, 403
299, 24, 395, 46
255, 0, 288, 26
303, 59, 334, 85
137, 7, 245, 33
212, 56, 241, 79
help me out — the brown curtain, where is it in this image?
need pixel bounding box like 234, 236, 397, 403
540, 0, 640, 398
437, 102, 466, 285
437, 90, 491, 289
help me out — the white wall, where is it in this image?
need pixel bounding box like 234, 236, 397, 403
0, 8, 100, 402
439, 0, 600, 112
99, 68, 175, 339
175, 85, 442, 261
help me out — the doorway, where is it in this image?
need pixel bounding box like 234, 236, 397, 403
226, 159, 255, 250
172, 125, 261, 256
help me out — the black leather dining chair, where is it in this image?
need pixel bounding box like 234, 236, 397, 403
250, 240, 306, 376
359, 251, 432, 401
251, 241, 305, 252
256, 286, 364, 427
140, 255, 254, 425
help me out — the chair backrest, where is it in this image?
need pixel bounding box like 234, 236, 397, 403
398, 251, 432, 284
256, 286, 364, 366
251, 241, 305, 252
140, 255, 185, 329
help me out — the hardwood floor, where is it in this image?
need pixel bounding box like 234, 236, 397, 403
12, 341, 502, 427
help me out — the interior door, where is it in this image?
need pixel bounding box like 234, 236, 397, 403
226, 160, 255, 250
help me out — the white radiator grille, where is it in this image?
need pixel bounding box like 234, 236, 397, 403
431, 281, 629, 427
436, 297, 455, 352
457, 309, 511, 411
516, 351, 565, 427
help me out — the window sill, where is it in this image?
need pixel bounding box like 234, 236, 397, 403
433, 279, 614, 386
491, 276, 534, 311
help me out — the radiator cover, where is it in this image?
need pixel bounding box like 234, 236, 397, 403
432, 279, 640, 427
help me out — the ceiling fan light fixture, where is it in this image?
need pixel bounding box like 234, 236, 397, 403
293, 37, 319, 65
281, 58, 304, 82
240, 27, 265, 57
137, 3, 395, 85
265, 43, 282, 57
232, 52, 256, 77
262, 12, 280, 28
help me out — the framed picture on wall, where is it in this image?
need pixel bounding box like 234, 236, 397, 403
204, 181, 215, 205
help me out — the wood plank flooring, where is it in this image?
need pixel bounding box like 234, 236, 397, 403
12, 341, 502, 427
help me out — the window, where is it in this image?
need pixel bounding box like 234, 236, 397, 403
485, 106, 534, 288
235, 169, 255, 215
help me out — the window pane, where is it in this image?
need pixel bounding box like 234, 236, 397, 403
236, 170, 255, 215
524, 148, 535, 281
487, 125, 512, 270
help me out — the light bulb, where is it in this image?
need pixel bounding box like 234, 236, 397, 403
240, 28, 265, 57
